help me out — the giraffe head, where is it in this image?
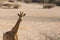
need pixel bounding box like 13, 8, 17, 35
18, 11, 26, 19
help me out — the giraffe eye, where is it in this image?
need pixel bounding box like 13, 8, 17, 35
24, 14, 26, 16
17, 14, 20, 16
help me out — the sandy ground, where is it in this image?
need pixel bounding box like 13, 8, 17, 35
0, 2, 60, 40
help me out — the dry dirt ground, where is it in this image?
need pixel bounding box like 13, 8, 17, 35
0, 2, 60, 40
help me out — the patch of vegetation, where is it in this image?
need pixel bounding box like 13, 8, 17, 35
55, 1, 60, 6
43, 4, 55, 9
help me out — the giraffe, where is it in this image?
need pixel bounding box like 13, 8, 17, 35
3, 11, 26, 40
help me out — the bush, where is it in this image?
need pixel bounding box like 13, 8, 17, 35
55, 1, 60, 6
1, 2, 20, 9
8, 0, 14, 2
2, 3, 12, 9
13, 4, 20, 9
43, 4, 55, 9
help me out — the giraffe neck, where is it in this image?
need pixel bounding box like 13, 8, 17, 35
11, 18, 22, 35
